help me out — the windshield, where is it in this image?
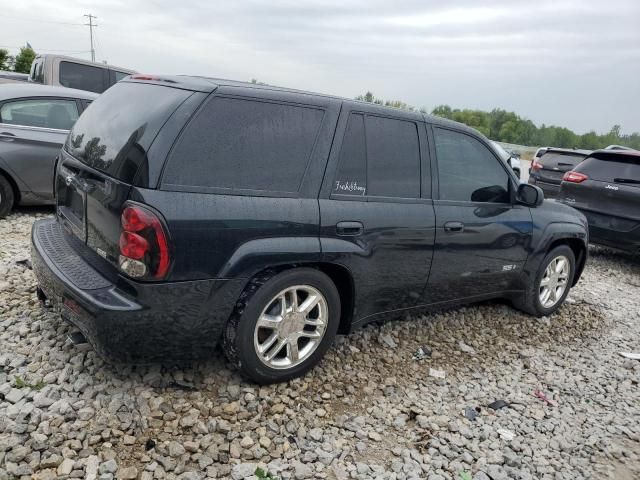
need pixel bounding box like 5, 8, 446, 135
491, 141, 511, 161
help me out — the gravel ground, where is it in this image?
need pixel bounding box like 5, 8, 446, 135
1, 208, 639, 480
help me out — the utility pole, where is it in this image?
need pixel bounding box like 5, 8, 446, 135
83, 14, 97, 62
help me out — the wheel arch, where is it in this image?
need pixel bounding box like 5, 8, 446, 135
546, 237, 587, 286
0, 166, 21, 205
234, 261, 356, 335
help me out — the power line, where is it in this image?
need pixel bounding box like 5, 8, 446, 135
1, 15, 84, 26
0, 45, 91, 54
83, 14, 97, 62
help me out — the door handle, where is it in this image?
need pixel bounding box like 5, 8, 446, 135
336, 221, 363, 236
444, 221, 465, 233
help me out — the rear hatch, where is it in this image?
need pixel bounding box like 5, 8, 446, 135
560, 151, 640, 231
55, 80, 196, 274
536, 150, 588, 185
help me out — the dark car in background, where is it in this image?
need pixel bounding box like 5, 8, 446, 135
559, 149, 640, 253
31, 75, 588, 383
0, 84, 98, 217
528, 148, 591, 198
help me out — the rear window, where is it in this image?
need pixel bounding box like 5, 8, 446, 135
65, 82, 190, 182
162, 96, 324, 194
59, 61, 105, 93
539, 152, 586, 168
577, 156, 640, 185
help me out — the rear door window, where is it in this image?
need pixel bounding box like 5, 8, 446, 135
434, 128, 510, 203
366, 116, 420, 198
163, 96, 325, 194
59, 61, 106, 93
0, 98, 79, 130
65, 82, 191, 182
332, 113, 421, 199
333, 114, 367, 195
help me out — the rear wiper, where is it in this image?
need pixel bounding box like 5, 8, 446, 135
613, 178, 640, 184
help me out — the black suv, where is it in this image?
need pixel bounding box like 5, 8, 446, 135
529, 148, 591, 198
31, 76, 589, 383
559, 149, 640, 253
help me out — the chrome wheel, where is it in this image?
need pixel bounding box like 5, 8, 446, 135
254, 285, 328, 369
539, 255, 570, 308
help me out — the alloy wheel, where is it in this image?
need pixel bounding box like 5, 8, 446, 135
253, 285, 328, 369
539, 255, 570, 308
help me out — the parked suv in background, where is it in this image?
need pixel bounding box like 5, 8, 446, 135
559, 149, 640, 253
529, 148, 591, 198
491, 141, 522, 180
31, 76, 588, 383
0, 84, 97, 217
29, 55, 135, 94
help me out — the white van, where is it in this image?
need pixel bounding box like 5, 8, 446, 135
29, 55, 136, 94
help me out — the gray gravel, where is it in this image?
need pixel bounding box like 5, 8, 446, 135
1, 208, 639, 480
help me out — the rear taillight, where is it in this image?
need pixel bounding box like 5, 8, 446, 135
563, 171, 588, 183
119, 204, 171, 280
531, 160, 543, 172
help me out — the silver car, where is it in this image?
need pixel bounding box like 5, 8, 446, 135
0, 84, 97, 217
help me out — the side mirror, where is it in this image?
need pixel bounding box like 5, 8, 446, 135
517, 183, 544, 207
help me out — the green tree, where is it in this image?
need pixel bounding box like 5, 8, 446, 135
14, 47, 36, 74
0, 48, 13, 71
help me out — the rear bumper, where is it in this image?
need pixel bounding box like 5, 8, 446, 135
565, 207, 640, 252
31, 218, 244, 362
528, 177, 560, 198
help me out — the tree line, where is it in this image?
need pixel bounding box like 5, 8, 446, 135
0, 47, 37, 74
356, 91, 640, 151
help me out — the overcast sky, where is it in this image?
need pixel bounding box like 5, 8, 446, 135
2, 0, 639, 134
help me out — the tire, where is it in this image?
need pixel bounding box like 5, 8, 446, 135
0, 174, 15, 219
223, 268, 341, 384
513, 245, 575, 317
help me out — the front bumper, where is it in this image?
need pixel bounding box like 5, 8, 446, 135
31, 218, 244, 363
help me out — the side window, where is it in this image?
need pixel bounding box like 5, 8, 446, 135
333, 113, 421, 198
366, 116, 420, 198
29, 60, 44, 83
113, 71, 129, 82
164, 97, 324, 193
434, 128, 510, 203
59, 61, 105, 93
333, 114, 367, 195
0, 99, 79, 130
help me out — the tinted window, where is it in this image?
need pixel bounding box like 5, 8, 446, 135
333, 114, 367, 195
366, 116, 420, 198
30, 59, 44, 83
113, 71, 129, 82
539, 152, 586, 170
0, 98, 79, 130
164, 97, 324, 193
434, 128, 510, 202
65, 82, 190, 182
59, 61, 105, 93
578, 156, 640, 184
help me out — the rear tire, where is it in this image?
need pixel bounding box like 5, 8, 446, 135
513, 245, 575, 317
0, 175, 15, 219
223, 268, 341, 384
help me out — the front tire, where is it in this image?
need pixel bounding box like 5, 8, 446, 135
223, 268, 341, 384
0, 175, 15, 219
513, 245, 575, 317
